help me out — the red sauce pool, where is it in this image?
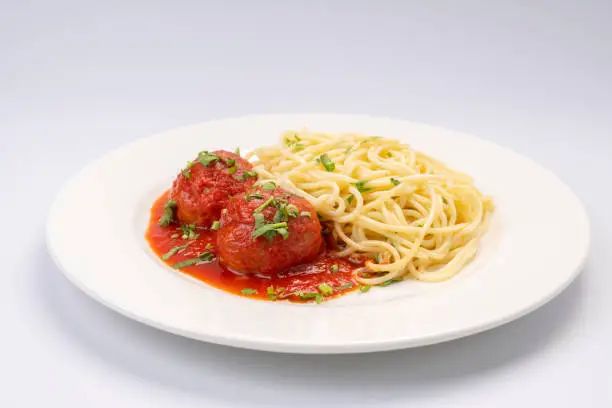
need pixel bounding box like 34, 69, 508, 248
146, 192, 362, 303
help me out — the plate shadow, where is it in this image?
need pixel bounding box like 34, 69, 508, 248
32, 241, 586, 405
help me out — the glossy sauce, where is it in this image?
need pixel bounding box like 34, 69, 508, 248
146, 192, 362, 303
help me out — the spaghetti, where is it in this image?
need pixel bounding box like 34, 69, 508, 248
246, 130, 494, 286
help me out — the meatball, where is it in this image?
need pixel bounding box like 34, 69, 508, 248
217, 184, 323, 274
169, 150, 256, 226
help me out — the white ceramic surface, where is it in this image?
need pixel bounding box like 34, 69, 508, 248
46, 114, 590, 354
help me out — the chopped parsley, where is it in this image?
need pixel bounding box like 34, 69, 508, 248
159, 199, 177, 227
318, 283, 333, 296
380, 278, 402, 287
329, 264, 339, 273
161, 243, 190, 261
272, 209, 284, 223
260, 181, 277, 191
252, 213, 289, 241
266, 285, 277, 300
180, 224, 199, 240
334, 282, 354, 291
181, 160, 194, 179
198, 151, 218, 167
347, 194, 354, 204
205, 243, 214, 250
227, 164, 238, 175
359, 284, 372, 293
253, 221, 289, 240
253, 197, 275, 213
300, 211, 312, 218
286, 204, 299, 218
390, 178, 401, 186
222, 157, 236, 167
211, 220, 220, 231
354, 181, 372, 193
241, 288, 258, 296
284, 133, 301, 148
245, 192, 264, 201
318, 154, 335, 172
238, 171, 258, 180
171, 252, 214, 269
372, 253, 381, 264
170, 233, 180, 239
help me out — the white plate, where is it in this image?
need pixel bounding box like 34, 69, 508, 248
47, 114, 590, 354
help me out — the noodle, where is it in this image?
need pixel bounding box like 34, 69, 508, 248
246, 129, 494, 285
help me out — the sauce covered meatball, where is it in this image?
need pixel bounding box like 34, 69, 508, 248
217, 183, 323, 274
169, 150, 256, 226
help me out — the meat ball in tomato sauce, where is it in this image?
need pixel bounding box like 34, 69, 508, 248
217, 184, 323, 274
169, 150, 256, 226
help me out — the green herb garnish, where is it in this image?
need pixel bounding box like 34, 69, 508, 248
181, 160, 194, 179
284, 133, 302, 148
260, 181, 277, 191
318, 283, 333, 296
372, 253, 381, 264
246, 192, 264, 201
354, 181, 372, 193
198, 151, 218, 167
273, 209, 284, 223
241, 288, 258, 296
386, 152, 393, 158
253, 197, 275, 213
252, 220, 289, 241
334, 282, 354, 291
171, 252, 214, 269
390, 178, 401, 186
359, 284, 371, 293
266, 286, 277, 300
159, 199, 177, 227
228, 165, 238, 175
205, 243, 214, 250
211, 220, 220, 231
286, 204, 299, 218
161, 243, 190, 261
347, 194, 354, 204
238, 171, 258, 180
170, 233, 180, 239
380, 278, 402, 287
300, 292, 318, 300
318, 154, 335, 172
180, 224, 199, 240
329, 264, 339, 273
222, 157, 236, 167
300, 211, 312, 218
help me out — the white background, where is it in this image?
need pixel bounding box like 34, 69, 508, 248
1, 1, 611, 406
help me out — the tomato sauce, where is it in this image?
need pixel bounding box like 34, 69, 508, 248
146, 192, 362, 303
